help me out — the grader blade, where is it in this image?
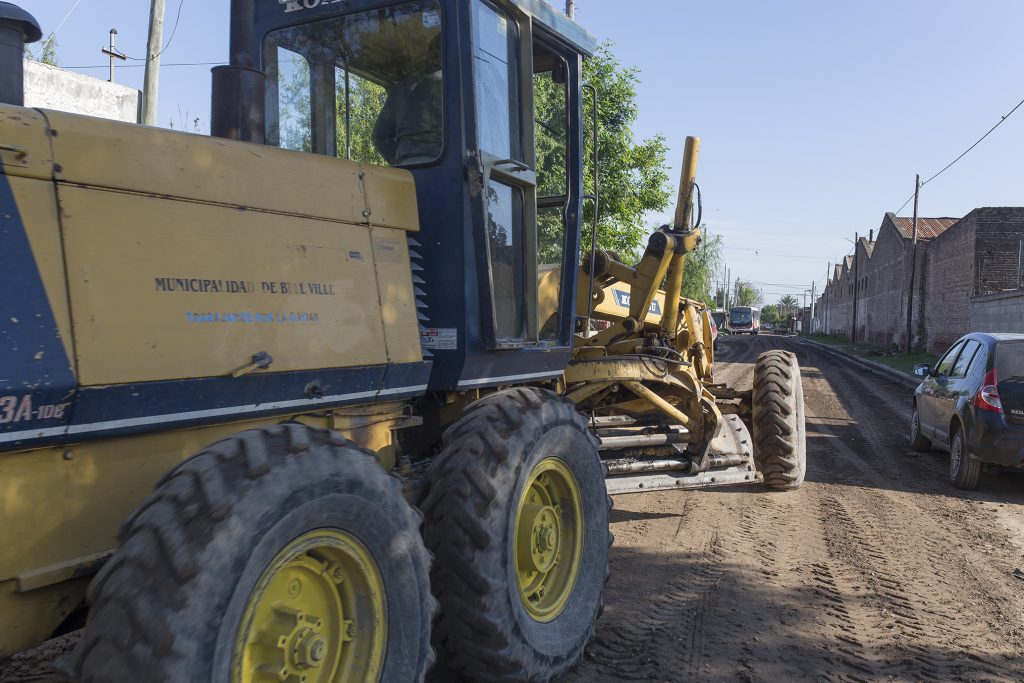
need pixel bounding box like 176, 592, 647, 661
598, 414, 761, 495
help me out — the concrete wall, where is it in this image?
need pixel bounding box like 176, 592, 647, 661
24, 60, 140, 123
971, 290, 1024, 334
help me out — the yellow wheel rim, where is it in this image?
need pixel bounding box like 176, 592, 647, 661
233, 529, 386, 683
514, 457, 584, 622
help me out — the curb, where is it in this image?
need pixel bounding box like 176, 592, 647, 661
791, 336, 919, 390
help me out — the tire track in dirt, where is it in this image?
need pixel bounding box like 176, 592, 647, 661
569, 334, 1024, 683
791, 338, 1024, 679
584, 495, 733, 681
8, 335, 1024, 683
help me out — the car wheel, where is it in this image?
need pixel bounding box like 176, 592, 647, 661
910, 407, 931, 452
949, 425, 981, 490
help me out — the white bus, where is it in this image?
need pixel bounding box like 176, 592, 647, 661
729, 306, 761, 335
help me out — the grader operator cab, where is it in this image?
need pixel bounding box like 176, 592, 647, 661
0, 0, 806, 681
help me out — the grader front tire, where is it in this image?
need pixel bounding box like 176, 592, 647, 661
422, 387, 610, 683
752, 350, 807, 489
72, 424, 435, 683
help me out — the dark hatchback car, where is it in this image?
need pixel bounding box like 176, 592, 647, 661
911, 333, 1024, 489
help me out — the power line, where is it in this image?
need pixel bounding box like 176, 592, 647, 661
745, 281, 808, 289
61, 61, 224, 69
127, 0, 186, 62
46, 0, 85, 41
892, 93, 1024, 214
722, 247, 826, 261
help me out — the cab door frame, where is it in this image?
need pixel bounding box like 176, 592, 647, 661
467, 0, 538, 349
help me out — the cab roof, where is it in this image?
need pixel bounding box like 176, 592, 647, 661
510, 0, 598, 56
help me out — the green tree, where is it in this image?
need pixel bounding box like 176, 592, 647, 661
275, 38, 671, 266
581, 43, 672, 260
734, 279, 763, 307
679, 230, 723, 307
27, 35, 59, 66
761, 304, 780, 324
778, 295, 799, 321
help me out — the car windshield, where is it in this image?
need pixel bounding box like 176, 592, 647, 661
730, 309, 752, 325
996, 341, 1024, 380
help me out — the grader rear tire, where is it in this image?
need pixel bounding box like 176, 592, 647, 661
72, 424, 435, 683
422, 387, 610, 683
752, 350, 807, 489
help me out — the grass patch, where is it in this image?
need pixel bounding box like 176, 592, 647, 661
807, 334, 938, 378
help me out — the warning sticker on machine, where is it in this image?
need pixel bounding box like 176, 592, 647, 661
421, 327, 457, 350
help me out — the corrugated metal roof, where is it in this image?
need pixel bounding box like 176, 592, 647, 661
890, 216, 959, 240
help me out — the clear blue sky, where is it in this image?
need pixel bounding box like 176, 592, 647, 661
21, 0, 1024, 305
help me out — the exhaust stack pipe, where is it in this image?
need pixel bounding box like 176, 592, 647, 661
0, 2, 41, 107
211, 0, 265, 143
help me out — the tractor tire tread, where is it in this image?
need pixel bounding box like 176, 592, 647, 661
752, 351, 807, 489
73, 423, 436, 683
422, 387, 608, 683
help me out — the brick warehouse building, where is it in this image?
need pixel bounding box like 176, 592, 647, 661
817, 208, 1024, 354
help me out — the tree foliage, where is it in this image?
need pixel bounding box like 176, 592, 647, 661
582, 43, 672, 261
679, 230, 723, 308
274, 37, 672, 269
27, 35, 59, 66
761, 304, 780, 324
778, 295, 799, 321
734, 279, 763, 307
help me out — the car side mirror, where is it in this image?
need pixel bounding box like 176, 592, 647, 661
913, 364, 930, 378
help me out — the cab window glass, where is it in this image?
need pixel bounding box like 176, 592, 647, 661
274, 48, 311, 152
472, 0, 519, 160
935, 341, 964, 376
534, 44, 568, 342
486, 181, 525, 340
951, 340, 980, 378
264, 0, 443, 166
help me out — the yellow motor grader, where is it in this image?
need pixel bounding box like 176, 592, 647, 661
0, 1, 805, 681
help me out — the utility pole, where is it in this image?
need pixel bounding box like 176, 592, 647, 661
565, 0, 575, 19
903, 174, 921, 352
723, 264, 729, 310
142, 0, 166, 126
1017, 238, 1022, 290
851, 232, 859, 342
810, 280, 816, 334
825, 262, 830, 333
101, 28, 126, 83
802, 290, 808, 334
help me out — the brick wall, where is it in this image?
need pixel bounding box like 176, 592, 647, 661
824, 261, 853, 337
923, 215, 976, 354
856, 223, 925, 350
814, 209, 1022, 352
972, 290, 1024, 334
972, 208, 1024, 294
924, 208, 1024, 354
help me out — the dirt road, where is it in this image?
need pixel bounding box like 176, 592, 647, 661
566, 333, 1024, 683
5, 335, 1023, 682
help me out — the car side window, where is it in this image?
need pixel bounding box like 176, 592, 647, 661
950, 340, 980, 378
935, 341, 964, 376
